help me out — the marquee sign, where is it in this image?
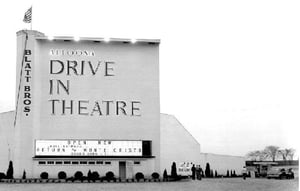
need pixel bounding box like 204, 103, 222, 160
35, 140, 142, 156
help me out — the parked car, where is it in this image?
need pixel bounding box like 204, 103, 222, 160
267, 167, 294, 179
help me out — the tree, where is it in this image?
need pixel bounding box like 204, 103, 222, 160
171, 162, 177, 178
246, 150, 266, 161
87, 170, 92, 180
279, 148, 295, 160
278, 149, 287, 160
22, 170, 26, 179
163, 169, 168, 180
246, 146, 295, 161
210, 169, 214, 177
6, 161, 13, 179
226, 170, 229, 177
264, 146, 279, 161
205, 163, 211, 177
288, 149, 295, 160
215, 170, 218, 177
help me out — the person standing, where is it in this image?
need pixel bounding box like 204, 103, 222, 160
242, 166, 247, 180
191, 164, 196, 180
196, 165, 202, 180
200, 166, 203, 180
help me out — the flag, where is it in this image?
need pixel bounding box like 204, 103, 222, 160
23, 7, 32, 23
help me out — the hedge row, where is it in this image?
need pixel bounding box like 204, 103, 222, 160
37, 171, 160, 180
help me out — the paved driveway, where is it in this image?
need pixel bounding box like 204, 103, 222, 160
0, 178, 298, 191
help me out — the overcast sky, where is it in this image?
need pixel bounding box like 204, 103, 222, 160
0, 0, 299, 157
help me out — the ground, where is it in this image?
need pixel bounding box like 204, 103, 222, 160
0, 178, 298, 191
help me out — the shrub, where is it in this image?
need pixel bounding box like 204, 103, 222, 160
87, 170, 92, 180
215, 170, 218, 177
152, 172, 160, 179
205, 163, 211, 178
171, 162, 177, 178
6, 161, 14, 179
135, 172, 144, 181
74, 171, 83, 180
105, 171, 114, 180
0, 172, 6, 180
40, 172, 49, 179
66, 177, 74, 182
22, 170, 26, 179
91, 171, 100, 180
226, 170, 229, 177
58, 171, 67, 179
163, 169, 168, 180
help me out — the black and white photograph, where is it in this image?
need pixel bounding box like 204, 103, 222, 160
0, 0, 299, 190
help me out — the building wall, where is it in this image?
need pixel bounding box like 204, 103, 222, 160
0, 111, 14, 172
200, 153, 245, 175
0, 111, 156, 178
0, 111, 245, 178
31, 158, 155, 179
160, 113, 201, 174
0, 30, 243, 179
13, 30, 160, 178
1, 112, 203, 177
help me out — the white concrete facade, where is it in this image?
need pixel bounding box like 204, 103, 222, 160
0, 30, 245, 180
0, 111, 246, 178
0, 111, 14, 172
200, 153, 245, 175
160, 113, 201, 173
0, 30, 203, 179
0, 111, 201, 178
12, 30, 161, 178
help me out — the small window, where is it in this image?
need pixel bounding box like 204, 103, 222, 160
47, 161, 54, 165
38, 161, 46, 165
96, 161, 103, 165
64, 161, 71, 164
55, 161, 62, 165
134, 161, 141, 165
72, 161, 79, 165
80, 161, 87, 164
88, 161, 95, 165
105, 161, 111, 165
